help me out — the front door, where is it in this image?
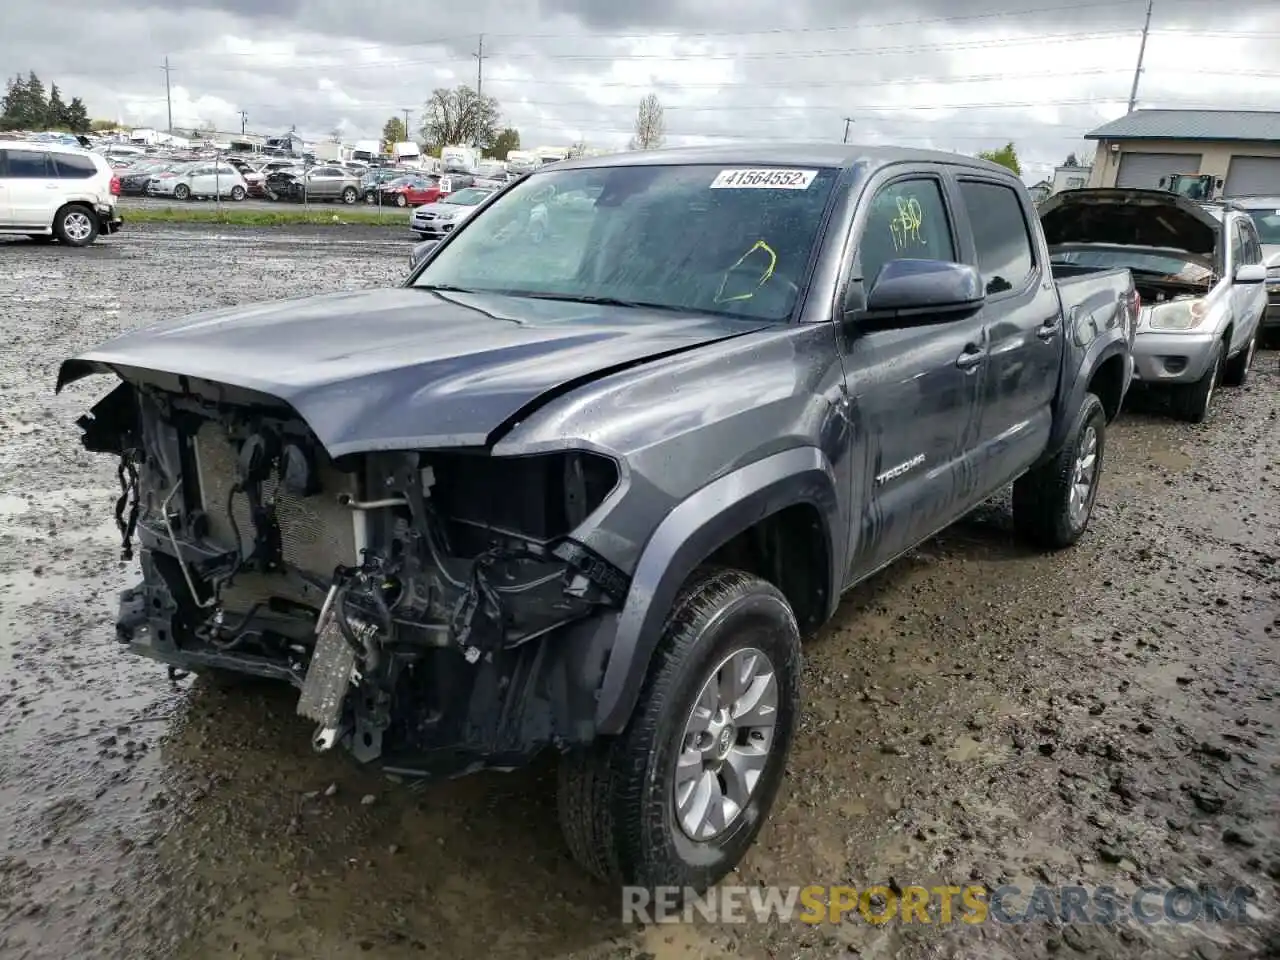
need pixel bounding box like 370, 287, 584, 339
841, 173, 987, 583
953, 176, 1061, 490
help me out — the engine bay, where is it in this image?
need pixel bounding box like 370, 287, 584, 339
77, 374, 627, 772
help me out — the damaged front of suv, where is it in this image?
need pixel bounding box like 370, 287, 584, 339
55, 328, 638, 776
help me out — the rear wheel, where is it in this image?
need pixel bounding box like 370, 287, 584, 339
1012, 392, 1106, 549
395, 193, 408, 207
1172, 341, 1223, 423
557, 568, 801, 893
53, 205, 98, 247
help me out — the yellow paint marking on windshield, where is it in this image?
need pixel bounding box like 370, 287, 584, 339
715, 239, 778, 304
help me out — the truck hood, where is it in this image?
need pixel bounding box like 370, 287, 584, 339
56, 287, 769, 457
1039, 188, 1219, 258
1262, 243, 1280, 267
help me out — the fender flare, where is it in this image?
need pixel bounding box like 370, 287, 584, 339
593, 446, 841, 734
1044, 334, 1130, 460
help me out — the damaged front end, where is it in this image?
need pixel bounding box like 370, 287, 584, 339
76, 373, 627, 776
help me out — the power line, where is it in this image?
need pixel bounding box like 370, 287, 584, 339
190, 0, 1219, 61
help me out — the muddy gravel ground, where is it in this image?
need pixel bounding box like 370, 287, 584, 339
1, 225, 1277, 960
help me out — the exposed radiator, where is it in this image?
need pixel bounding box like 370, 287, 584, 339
193, 422, 363, 610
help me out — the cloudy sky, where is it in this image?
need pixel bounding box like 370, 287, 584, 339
7, 0, 1280, 179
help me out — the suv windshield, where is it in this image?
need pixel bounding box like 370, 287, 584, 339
411, 163, 839, 320
1245, 207, 1280, 244
1049, 247, 1212, 283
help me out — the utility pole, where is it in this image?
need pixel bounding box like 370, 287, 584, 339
472, 34, 486, 147
161, 56, 174, 134
842, 117, 855, 143
402, 108, 411, 138
238, 110, 248, 135
1127, 0, 1154, 113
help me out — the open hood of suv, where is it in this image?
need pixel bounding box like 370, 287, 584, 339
1039, 188, 1219, 258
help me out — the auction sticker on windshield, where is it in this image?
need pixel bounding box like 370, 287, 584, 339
710, 168, 818, 190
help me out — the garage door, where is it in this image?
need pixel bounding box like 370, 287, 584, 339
1223, 156, 1280, 198
1115, 152, 1201, 189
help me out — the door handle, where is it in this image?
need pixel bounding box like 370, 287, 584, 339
1036, 320, 1060, 340
955, 346, 986, 370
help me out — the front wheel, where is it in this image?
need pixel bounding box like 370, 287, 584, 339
230, 185, 246, 201
173, 183, 191, 201
1221, 329, 1257, 387
1012, 392, 1107, 550
341, 186, 358, 204
557, 568, 801, 892
395, 193, 407, 207
1172, 341, 1223, 423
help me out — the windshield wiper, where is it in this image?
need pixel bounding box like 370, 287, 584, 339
414, 283, 481, 294
520, 292, 688, 312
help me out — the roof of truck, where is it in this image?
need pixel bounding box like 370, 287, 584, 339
547, 142, 1016, 176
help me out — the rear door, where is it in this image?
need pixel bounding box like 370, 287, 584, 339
840, 169, 987, 583
952, 175, 1062, 491
3, 148, 58, 226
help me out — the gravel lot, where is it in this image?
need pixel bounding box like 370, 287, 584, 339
1, 225, 1277, 960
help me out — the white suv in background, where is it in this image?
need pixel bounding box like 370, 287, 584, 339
0, 142, 123, 246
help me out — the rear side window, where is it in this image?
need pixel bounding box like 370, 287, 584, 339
957, 180, 1036, 295
5, 149, 52, 178
53, 153, 98, 179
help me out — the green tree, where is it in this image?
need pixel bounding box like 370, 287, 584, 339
489, 127, 519, 160
381, 115, 408, 150
420, 85, 501, 151
63, 98, 90, 133
977, 142, 1021, 175
46, 83, 67, 128
0, 75, 27, 129
24, 71, 47, 127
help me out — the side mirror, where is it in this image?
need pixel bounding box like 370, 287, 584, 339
859, 259, 986, 322
1234, 263, 1267, 284
408, 238, 440, 270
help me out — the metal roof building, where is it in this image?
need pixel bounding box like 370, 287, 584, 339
1083, 109, 1280, 198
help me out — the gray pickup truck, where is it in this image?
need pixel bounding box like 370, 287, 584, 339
57, 144, 1136, 894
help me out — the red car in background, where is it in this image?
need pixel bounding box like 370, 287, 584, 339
376, 174, 445, 208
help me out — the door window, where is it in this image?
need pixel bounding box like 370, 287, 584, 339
1231, 222, 1247, 267
5, 150, 52, 178
858, 178, 956, 287
957, 180, 1036, 296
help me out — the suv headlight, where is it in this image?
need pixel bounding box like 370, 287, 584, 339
1148, 298, 1208, 331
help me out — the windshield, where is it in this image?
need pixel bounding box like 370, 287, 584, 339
412, 163, 838, 320
445, 187, 492, 205
1050, 247, 1212, 282
1245, 208, 1280, 244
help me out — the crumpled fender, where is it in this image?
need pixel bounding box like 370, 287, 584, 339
593, 445, 841, 734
